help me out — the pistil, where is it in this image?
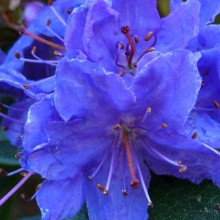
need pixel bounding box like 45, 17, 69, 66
122, 130, 140, 188
121, 26, 135, 69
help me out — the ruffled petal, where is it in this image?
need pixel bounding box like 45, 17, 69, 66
24, 96, 60, 150
157, 0, 200, 52
20, 120, 111, 180
37, 175, 84, 220
55, 58, 135, 121
111, 0, 160, 35
196, 47, 220, 110
131, 50, 201, 131
188, 25, 220, 51
183, 111, 220, 149
171, 0, 220, 27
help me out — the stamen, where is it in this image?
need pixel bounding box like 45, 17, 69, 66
15, 51, 59, 65
48, 1, 67, 26
133, 47, 155, 68
213, 100, 220, 109
46, 19, 64, 42
20, 184, 39, 202
88, 153, 108, 180
148, 145, 187, 173
0, 172, 33, 206
0, 103, 23, 111
115, 42, 126, 70
122, 131, 140, 188
104, 133, 121, 194
122, 148, 128, 196
140, 107, 152, 124
19, 28, 66, 51
0, 112, 24, 125
133, 145, 153, 207
7, 168, 24, 177
145, 32, 157, 47
191, 132, 198, 139
31, 47, 58, 66
121, 26, 135, 69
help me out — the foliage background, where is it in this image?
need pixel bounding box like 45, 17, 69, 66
0, 0, 220, 219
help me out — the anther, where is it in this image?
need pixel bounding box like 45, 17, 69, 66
31, 46, 37, 54
46, 19, 51, 26
1, 126, 9, 131
103, 189, 108, 195
114, 124, 121, 130
48, 0, 53, 5
148, 202, 154, 208
147, 107, 152, 113
122, 190, 128, 196
88, 176, 93, 180
66, 9, 73, 14
134, 36, 139, 43
19, 28, 66, 51
0, 169, 7, 176
23, 84, 30, 89
15, 152, 20, 158
213, 100, 220, 109
161, 123, 168, 128
97, 184, 105, 191
145, 32, 154, 41
14, 51, 21, 59
191, 132, 198, 139
54, 50, 63, 57
179, 165, 187, 173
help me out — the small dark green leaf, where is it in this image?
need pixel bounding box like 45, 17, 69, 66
18, 215, 41, 220
0, 130, 19, 166
149, 175, 220, 220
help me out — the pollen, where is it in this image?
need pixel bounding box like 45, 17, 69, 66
97, 184, 105, 191
161, 123, 168, 128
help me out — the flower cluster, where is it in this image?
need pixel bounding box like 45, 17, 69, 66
0, 0, 220, 219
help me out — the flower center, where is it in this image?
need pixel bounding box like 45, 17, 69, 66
115, 25, 156, 76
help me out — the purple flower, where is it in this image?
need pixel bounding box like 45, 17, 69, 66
1, 0, 220, 220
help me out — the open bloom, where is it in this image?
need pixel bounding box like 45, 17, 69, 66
1, 0, 220, 220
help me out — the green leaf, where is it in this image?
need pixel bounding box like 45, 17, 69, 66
66, 205, 89, 220
0, 130, 19, 166
149, 175, 220, 220
18, 216, 41, 220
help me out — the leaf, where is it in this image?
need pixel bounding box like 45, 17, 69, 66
18, 216, 41, 220
0, 130, 19, 166
66, 205, 89, 220
148, 175, 220, 220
